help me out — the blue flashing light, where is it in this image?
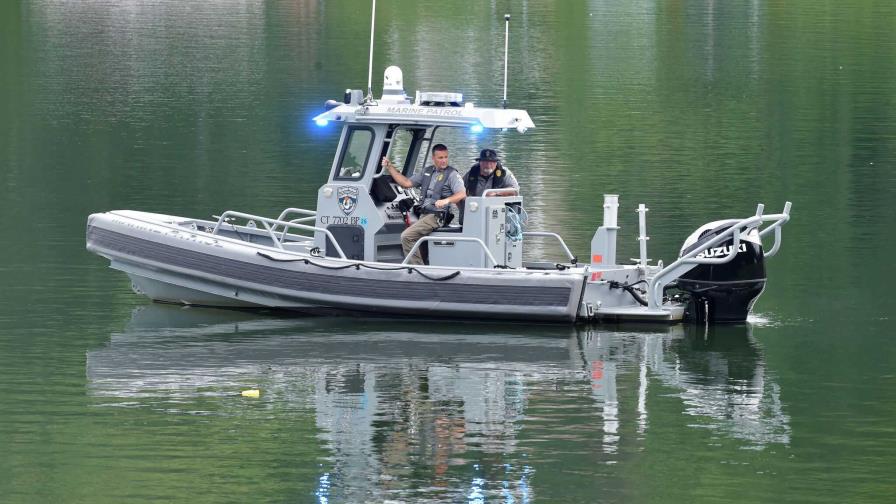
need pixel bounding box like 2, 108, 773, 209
470, 123, 484, 134
314, 118, 329, 127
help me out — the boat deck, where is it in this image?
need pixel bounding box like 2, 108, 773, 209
596, 304, 685, 323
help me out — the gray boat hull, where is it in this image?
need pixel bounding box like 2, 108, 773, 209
87, 211, 585, 323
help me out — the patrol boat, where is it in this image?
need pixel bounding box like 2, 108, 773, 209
85, 66, 792, 324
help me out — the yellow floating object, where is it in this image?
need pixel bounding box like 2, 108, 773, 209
241, 389, 260, 398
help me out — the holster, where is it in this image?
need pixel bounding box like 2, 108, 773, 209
397, 198, 415, 214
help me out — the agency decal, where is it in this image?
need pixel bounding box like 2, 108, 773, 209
319, 216, 368, 226
337, 186, 359, 216
384, 106, 462, 117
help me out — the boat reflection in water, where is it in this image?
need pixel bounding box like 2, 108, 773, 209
580, 322, 791, 454
87, 305, 790, 501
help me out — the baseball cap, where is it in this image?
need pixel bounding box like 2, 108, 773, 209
475, 149, 499, 162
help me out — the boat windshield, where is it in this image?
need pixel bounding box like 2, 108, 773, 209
334, 126, 375, 180
385, 127, 423, 176
409, 126, 475, 174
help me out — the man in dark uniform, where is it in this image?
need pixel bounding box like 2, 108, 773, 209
381, 144, 466, 265
458, 148, 520, 222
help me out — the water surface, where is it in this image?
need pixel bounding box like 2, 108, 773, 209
1, 0, 894, 502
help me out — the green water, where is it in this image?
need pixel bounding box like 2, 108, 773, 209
2, 1, 895, 502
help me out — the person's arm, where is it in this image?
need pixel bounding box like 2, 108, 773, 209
435, 171, 467, 209
435, 188, 467, 209
489, 188, 518, 197
489, 168, 520, 197
381, 157, 415, 188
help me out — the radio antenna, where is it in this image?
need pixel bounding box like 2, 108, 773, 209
502, 13, 510, 108
366, 0, 377, 101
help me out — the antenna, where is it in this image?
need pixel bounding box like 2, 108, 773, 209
366, 0, 377, 101
502, 13, 510, 108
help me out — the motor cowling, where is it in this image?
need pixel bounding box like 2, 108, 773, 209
677, 220, 766, 323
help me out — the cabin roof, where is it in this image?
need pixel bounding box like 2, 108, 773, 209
313, 102, 536, 131
313, 66, 536, 131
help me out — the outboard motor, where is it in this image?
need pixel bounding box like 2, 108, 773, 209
677, 220, 766, 323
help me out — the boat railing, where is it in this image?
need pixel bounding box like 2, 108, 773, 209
757, 201, 792, 258
210, 210, 347, 259
646, 202, 792, 310
482, 188, 519, 197
275, 207, 317, 224
402, 236, 499, 267
522, 231, 577, 263
272, 207, 317, 241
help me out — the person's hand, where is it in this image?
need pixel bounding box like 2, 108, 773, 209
381, 157, 392, 170
435, 198, 449, 209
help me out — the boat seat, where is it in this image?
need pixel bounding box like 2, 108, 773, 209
433, 225, 463, 233
370, 174, 399, 204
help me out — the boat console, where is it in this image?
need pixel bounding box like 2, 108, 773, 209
423, 194, 523, 269
310, 68, 536, 268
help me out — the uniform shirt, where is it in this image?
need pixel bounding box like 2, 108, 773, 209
457, 165, 520, 223
409, 165, 464, 211
468, 165, 519, 197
